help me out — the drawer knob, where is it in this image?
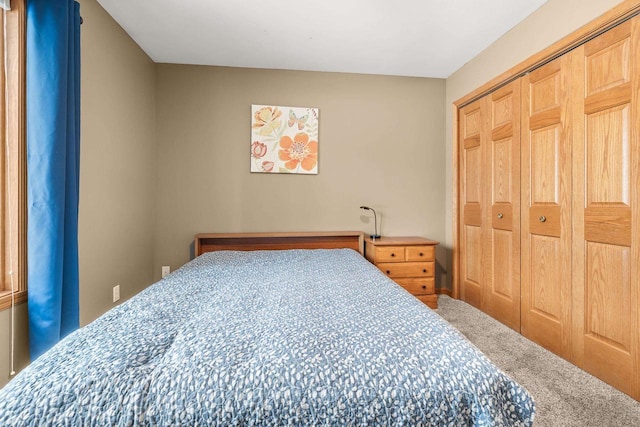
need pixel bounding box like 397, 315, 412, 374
422, 285, 426, 290
419, 252, 424, 256
497, 213, 504, 219
386, 270, 391, 274
423, 269, 427, 273
391, 253, 395, 257
539, 215, 547, 223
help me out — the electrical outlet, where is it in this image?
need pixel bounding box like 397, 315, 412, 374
162, 266, 170, 278
112, 285, 120, 303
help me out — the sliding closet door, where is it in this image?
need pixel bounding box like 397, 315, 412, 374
484, 82, 521, 331
571, 18, 640, 399
459, 99, 487, 309
521, 55, 573, 360
459, 84, 521, 330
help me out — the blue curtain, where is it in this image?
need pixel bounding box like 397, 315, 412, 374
26, 0, 81, 360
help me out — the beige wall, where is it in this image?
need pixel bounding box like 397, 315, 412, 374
154, 65, 446, 282
77, 0, 156, 324
1, 0, 156, 388
0, 306, 28, 388
443, 0, 625, 289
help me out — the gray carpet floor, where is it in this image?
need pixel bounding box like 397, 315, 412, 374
434, 295, 640, 427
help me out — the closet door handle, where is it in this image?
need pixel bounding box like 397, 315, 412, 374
539, 215, 547, 223
497, 213, 504, 219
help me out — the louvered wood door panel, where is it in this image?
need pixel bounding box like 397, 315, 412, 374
571, 18, 640, 400
484, 81, 521, 331
521, 55, 573, 360
459, 99, 486, 309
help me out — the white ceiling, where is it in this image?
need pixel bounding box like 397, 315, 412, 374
96, 0, 548, 79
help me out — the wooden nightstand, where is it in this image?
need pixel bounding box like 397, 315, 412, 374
364, 236, 439, 309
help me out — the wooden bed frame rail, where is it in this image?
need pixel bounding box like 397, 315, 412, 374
195, 232, 364, 256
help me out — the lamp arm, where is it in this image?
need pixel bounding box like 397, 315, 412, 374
373, 209, 378, 238
359, 205, 381, 239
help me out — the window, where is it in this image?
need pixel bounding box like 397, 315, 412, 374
0, 0, 25, 311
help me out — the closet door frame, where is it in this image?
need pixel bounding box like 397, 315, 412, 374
453, 0, 640, 298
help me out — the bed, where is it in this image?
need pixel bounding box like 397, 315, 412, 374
0, 232, 535, 425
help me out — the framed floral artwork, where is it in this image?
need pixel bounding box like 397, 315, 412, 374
251, 104, 319, 174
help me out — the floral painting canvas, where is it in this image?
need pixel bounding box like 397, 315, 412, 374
251, 104, 319, 174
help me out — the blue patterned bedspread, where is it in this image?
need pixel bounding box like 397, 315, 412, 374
0, 249, 535, 426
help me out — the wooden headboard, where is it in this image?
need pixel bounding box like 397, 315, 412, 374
195, 232, 364, 256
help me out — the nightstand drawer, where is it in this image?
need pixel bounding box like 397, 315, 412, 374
406, 246, 434, 261
374, 246, 406, 262
364, 236, 439, 309
395, 278, 435, 295
378, 261, 434, 278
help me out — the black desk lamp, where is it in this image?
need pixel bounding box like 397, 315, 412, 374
360, 206, 381, 239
